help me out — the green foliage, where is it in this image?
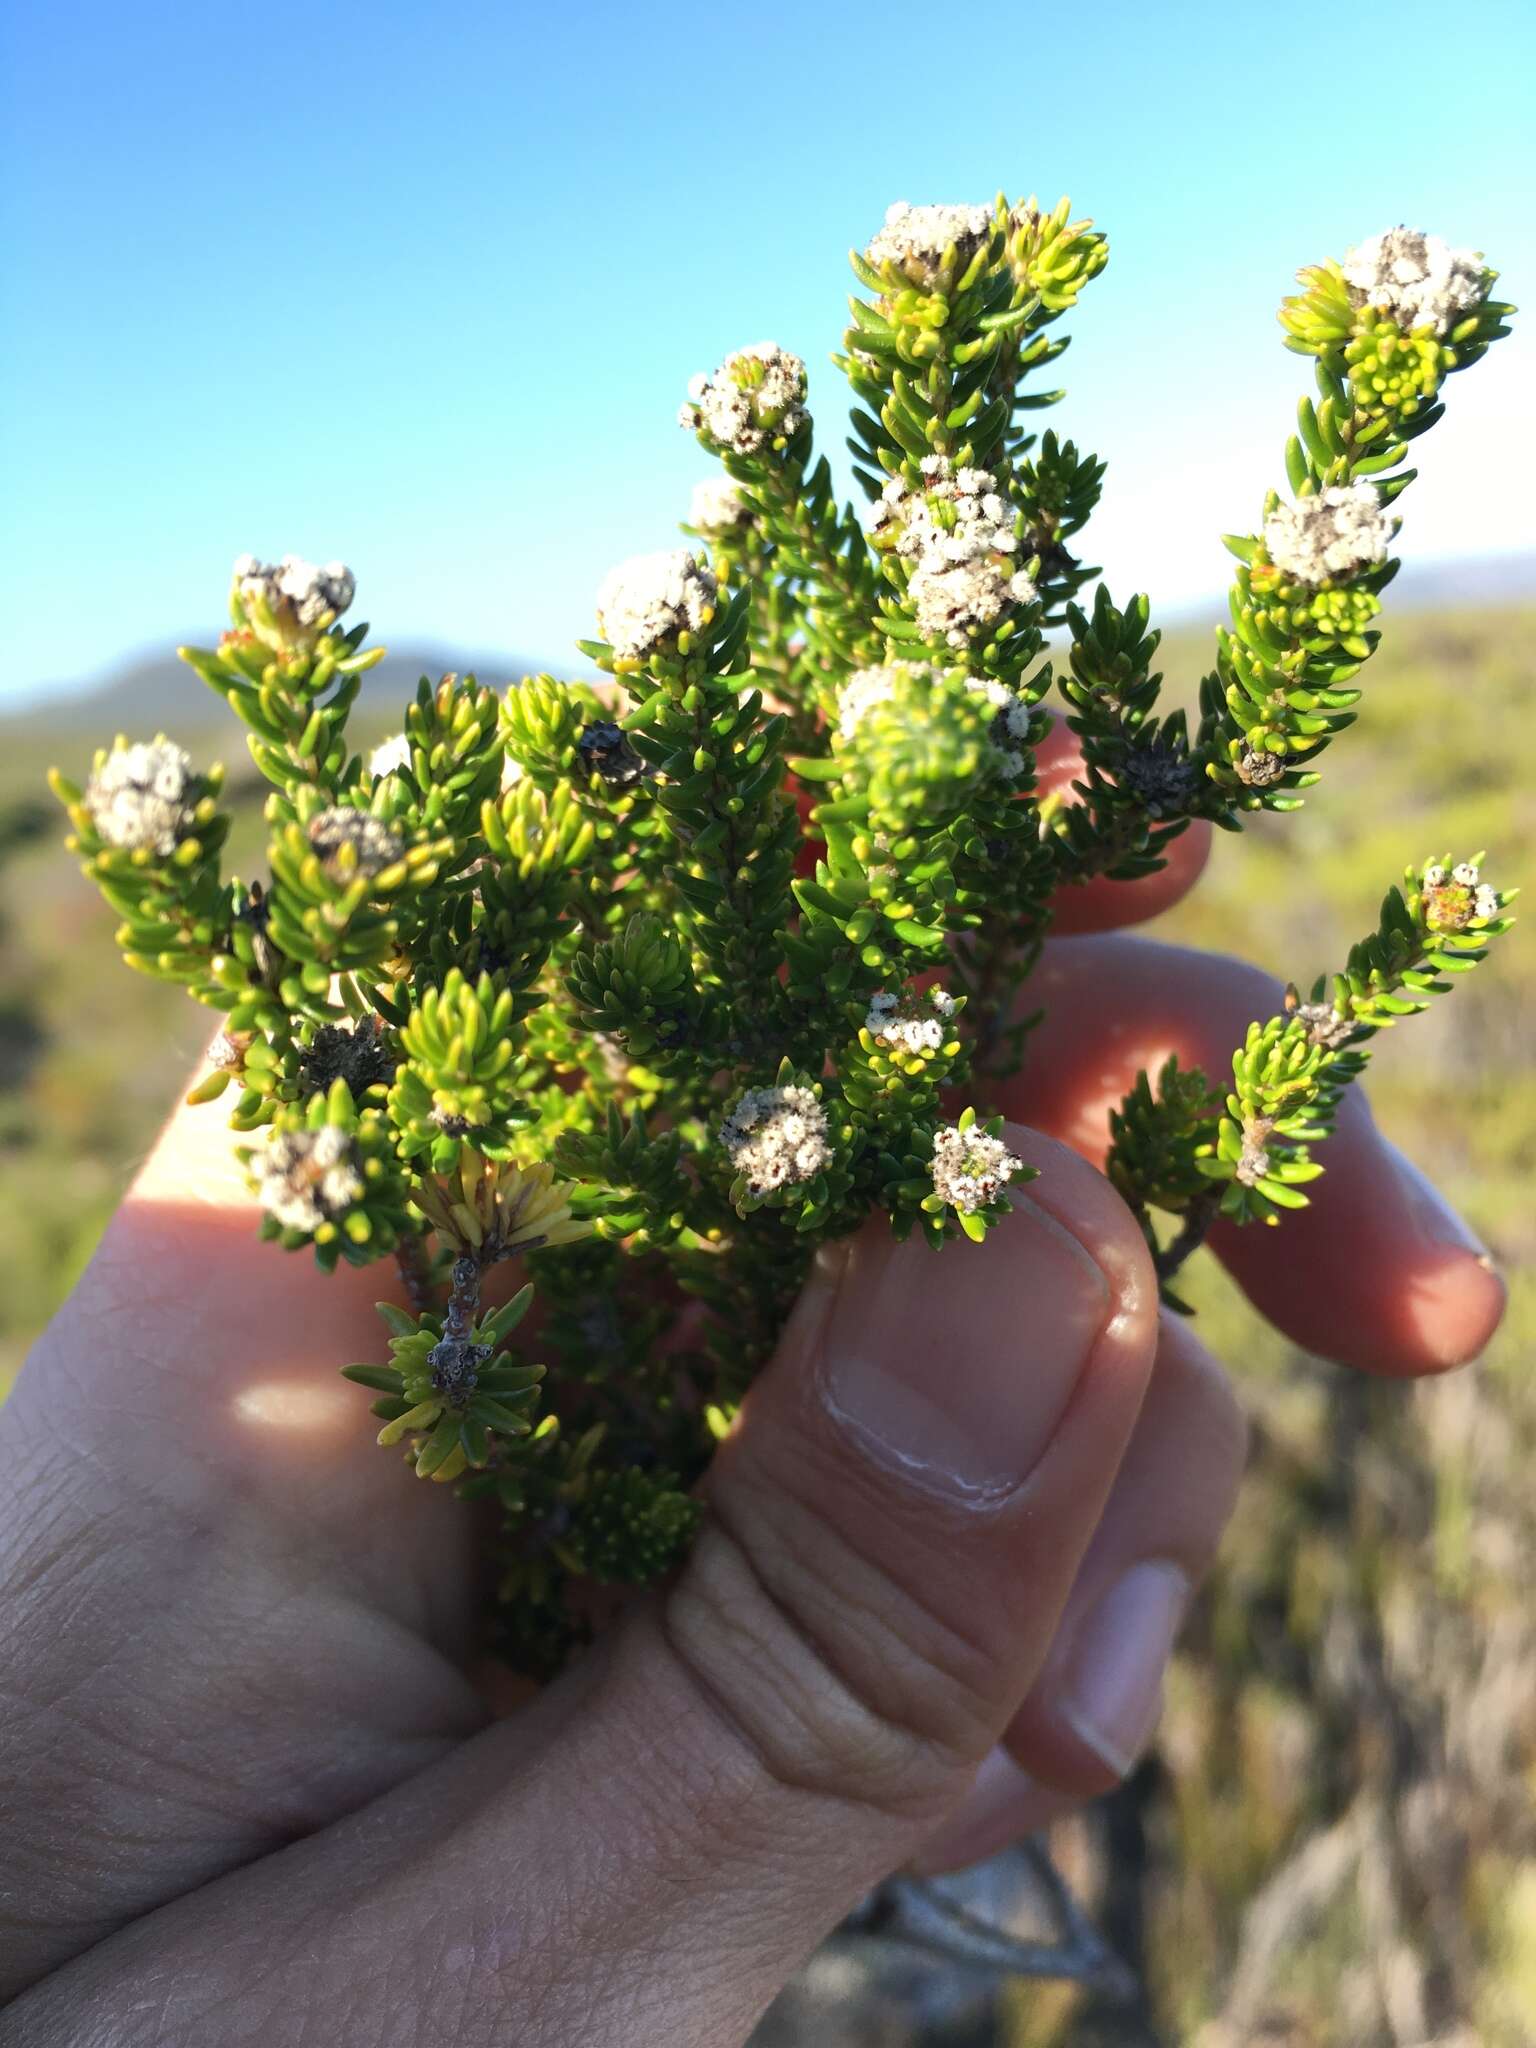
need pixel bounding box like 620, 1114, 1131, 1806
264, 791, 454, 978
44, 203, 1515, 1679
1053, 587, 1197, 885
237, 1075, 411, 1270
556, 1103, 694, 1251
50, 738, 232, 990
344, 1272, 546, 1485
1199, 234, 1514, 813
565, 913, 699, 1060
567, 1466, 702, 1585
389, 968, 529, 1168
1109, 855, 1513, 1286
1108, 1058, 1222, 1218
379, 671, 505, 836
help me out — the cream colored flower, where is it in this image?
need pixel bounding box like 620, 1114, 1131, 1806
84, 737, 195, 855
1342, 227, 1487, 336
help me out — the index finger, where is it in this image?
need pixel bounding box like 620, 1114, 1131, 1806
997, 932, 1505, 1377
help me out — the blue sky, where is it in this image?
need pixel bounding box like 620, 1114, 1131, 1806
2, 0, 1532, 707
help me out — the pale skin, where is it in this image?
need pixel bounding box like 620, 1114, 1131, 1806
0, 779, 1504, 2046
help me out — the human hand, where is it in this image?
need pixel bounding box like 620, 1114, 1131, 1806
0, 813, 1502, 2047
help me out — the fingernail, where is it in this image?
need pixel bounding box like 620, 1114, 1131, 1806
1057, 1560, 1188, 1778
1384, 1140, 1493, 1266
821, 1193, 1110, 1501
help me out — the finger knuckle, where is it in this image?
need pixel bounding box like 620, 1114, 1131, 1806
661, 1462, 997, 1825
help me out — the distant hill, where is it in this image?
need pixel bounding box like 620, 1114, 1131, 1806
1388, 549, 1534, 612
4, 644, 547, 738
5, 550, 1529, 736
1157, 549, 1534, 628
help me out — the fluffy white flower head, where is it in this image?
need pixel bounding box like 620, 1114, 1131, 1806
256, 1126, 363, 1235
720, 1084, 831, 1196
1342, 227, 1487, 336
965, 675, 1033, 776
233, 554, 355, 650
876, 457, 1020, 566
679, 342, 807, 456
369, 732, 412, 780
689, 477, 752, 536
597, 549, 717, 662
909, 560, 1037, 647
875, 458, 1035, 647
1422, 859, 1500, 931
930, 1122, 1023, 1215
867, 202, 993, 286
1263, 482, 1392, 588
865, 986, 958, 1056
276, 555, 355, 623
836, 663, 904, 738
84, 737, 195, 856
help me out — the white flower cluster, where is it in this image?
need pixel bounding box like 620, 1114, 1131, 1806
929, 1122, 1023, 1214
720, 1083, 831, 1195
836, 663, 901, 737
678, 342, 807, 456
1263, 482, 1392, 588
307, 806, 405, 877
1342, 228, 1487, 337
256, 1126, 363, 1234
84, 737, 196, 856
1423, 860, 1499, 927
369, 732, 413, 779
597, 548, 717, 661
866, 201, 993, 287
835, 660, 1029, 778
865, 986, 958, 1056
967, 674, 1033, 778
689, 477, 752, 535
233, 553, 355, 639
875, 457, 1036, 647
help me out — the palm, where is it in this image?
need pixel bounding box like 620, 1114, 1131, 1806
0, 1098, 483, 1997
0, 923, 1499, 2006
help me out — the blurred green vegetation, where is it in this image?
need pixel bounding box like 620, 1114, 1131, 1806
0, 706, 387, 1387
1004, 604, 1536, 2048
1, 609, 1532, 2043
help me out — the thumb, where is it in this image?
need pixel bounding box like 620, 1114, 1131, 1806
13, 1130, 1159, 2048
462, 1126, 1157, 2045
667, 1126, 1158, 1833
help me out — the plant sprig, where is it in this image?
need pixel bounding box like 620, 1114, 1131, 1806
51, 208, 1514, 1677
